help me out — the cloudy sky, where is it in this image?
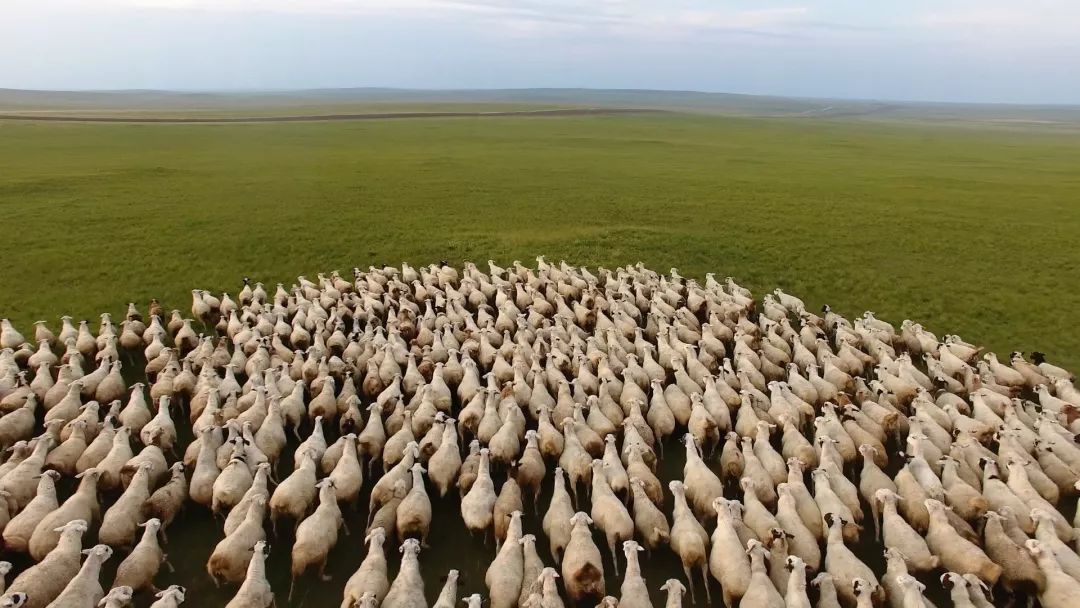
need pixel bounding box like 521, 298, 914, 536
3, 0, 1079, 103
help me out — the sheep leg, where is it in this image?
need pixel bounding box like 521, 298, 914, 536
682, 563, 696, 603
164, 556, 176, 573
870, 502, 881, 541
699, 561, 711, 603
341, 519, 351, 536
608, 537, 620, 576
289, 577, 297, 602
319, 559, 332, 582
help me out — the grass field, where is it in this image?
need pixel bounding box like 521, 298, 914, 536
1, 110, 1079, 369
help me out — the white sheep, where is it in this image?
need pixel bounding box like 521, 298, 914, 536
4, 519, 89, 608
97, 586, 134, 608
396, 463, 432, 546
290, 479, 345, 601
432, 570, 460, 608
144, 462, 187, 540
207, 496, 267, 586
29, 469, 101, 561
382, 538, 425, 608
44, 543, 113, 608
2, 470, 60, 553
114, 518, 169, 594
225, 541, 273, 608
340, 527, 390, 608
561, 512, 605, 605
98, 462, 154, 549
148, 586, 185, 608
212, 452, 254, 517
328, 433, 363, 506
269, 448, 317, 534
486, 510, 524, 608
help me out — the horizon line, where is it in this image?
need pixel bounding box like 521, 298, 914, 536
3, 86, 1079, 109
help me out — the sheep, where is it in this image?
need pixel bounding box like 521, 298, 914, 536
1027, 539, 1080, 608
97, 586, 134, 608
144, 462, 187, 539
519, 536, 545, 608
742, 539, 784, 608
493, 476, 523, 550
775, 483, 820, 572
328, 433, 363, 506
98, 462, 154, 549
823, 513, 882, 608
290, 479, 345, 601
668, 481, 710, 604
0, 437, 50, 510
924, 499, 1001, 585
740, 476, 780, 542
680, 434, 724, 519
4, 519, 88, 608
340, 527, 390, 608
1030, 507, 1080, 581
628, 476, 669, 552
269, 448, 318, 534
857, 444, 896, 540
44, 544, 113, 608
114, 518, 169, 594
0, 595, 27, 608
369, 442, 419, 523
382, 539, 426, 608
486, 510, 524, 608
543, 467, 576, 564
0, 397, 37, 453
659, 579, 686, 608
812, 468, 859, 543
187, 427, 221, 509
395, 463, 432, 547
225, 541, 273, 608
29, 469, 101, 561
618, 541, 653, 608
433, 570, 460, 608
428, 419, 462, 498
875, 489, 938, 573
561, 512, 605, 605
148, 586, 186, 608
785, 556, 812, 608
94, 426, 134, 492
558, 419, 593, 506
213, 446, 255, 518
589, 459, 634, 575
461, 448, 497, 540
225, 462, 271, 536
981, 509, 1044, 598
207, 496, 267, 586
140, 396, 177, 456
514, 429, 546, 509
3, 470, 60, 553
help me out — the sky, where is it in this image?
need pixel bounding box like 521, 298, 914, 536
2, 0, 1079, 104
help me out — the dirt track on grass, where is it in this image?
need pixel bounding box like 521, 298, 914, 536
0, 107, 666, 123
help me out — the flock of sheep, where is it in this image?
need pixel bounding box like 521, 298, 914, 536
0, 257, 1077, 608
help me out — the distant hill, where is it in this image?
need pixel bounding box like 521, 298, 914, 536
2, 87, 1078, 127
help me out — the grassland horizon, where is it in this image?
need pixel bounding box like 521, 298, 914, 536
2, 103, 1078, 369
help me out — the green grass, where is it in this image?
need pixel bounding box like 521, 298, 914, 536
1, 113, 1079, 370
